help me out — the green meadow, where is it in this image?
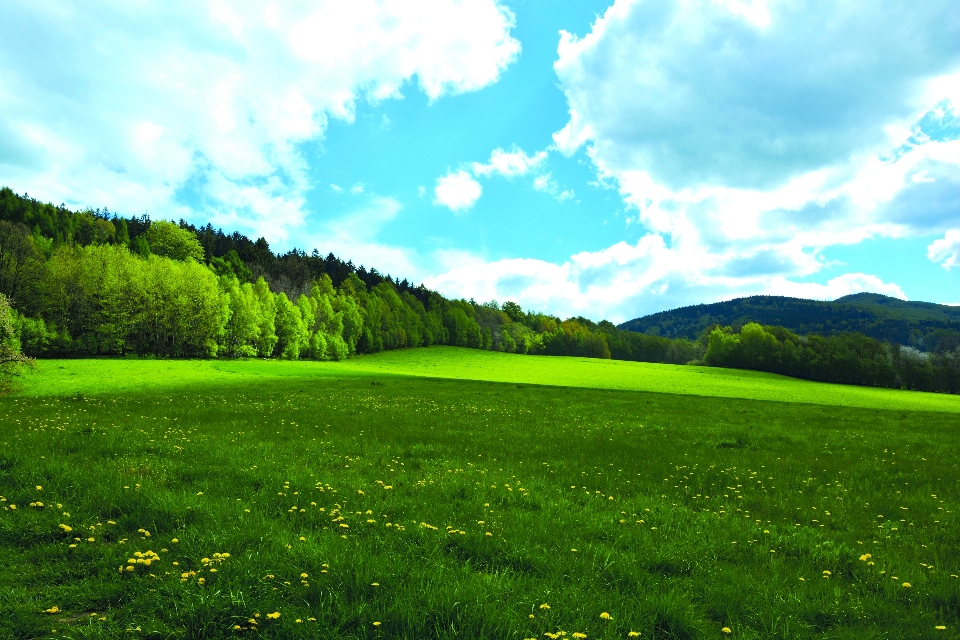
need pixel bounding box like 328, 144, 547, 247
2, 348, 959, 639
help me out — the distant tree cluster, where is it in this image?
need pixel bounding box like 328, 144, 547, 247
705, 323, 960, 394
1, 186, 957, 395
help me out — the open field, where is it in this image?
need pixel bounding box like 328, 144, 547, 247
2, 348, 959, 639
21, 346, 960, 413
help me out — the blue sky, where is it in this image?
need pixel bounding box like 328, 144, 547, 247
1, 0, 959, 322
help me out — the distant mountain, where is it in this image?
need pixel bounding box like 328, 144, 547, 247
618, 293, 960, 352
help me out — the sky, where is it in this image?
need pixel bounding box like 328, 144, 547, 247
1, 0, 960, 323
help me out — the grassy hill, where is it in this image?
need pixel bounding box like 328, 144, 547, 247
21, 347, 960, 412
619, 293, 960, 350
2, 349, 959, 638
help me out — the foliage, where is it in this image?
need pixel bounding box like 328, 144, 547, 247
2, 186, 958, 394
704, 323, 960, 394
145, 220, 205, 262
0, 292, 33, 391
1, 359, 958, 638
621, 293, 960, 353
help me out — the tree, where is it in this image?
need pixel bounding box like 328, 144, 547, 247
145, 221, 204, 262
0, 293, 33, 392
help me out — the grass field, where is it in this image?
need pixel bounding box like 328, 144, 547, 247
2, 348, 959, 639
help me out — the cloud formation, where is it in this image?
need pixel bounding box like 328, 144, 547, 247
428, 0, 960, 318
472, 146, 547, 178
433, 170, 483, 212
929, 230, 960, 270
0, 0, 520, 242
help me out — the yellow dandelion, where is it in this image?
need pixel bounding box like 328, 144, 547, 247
935, 625, 946, 630
540, 603, 551, 610
600, 612, 612, 620
573, 634, 587, 639
902, 582, 912, 588
266, 611, 280, 619
628, 633, 641, 638
43, 606, 60, 614
721, 628, 732, 634
373, 621, 381, 627
36, 486, 42, 491
300, 573, 308, 578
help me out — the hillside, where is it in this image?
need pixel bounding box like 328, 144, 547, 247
619, 293, 960, 351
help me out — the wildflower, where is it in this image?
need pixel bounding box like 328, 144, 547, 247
600, 612, 612, 620
373, 621, 381, 627
936, 626, 947, 630
36, 486, 42, 491
43, 606, 60, 614
721, 628, 732, 634
296, 619, 302, 623
371, 582, 379, 587
540, 603, 551, 610
267, 612, 280, 619
859, 554, 872, 561
171, 538, 178, 543
628, 633, 641, 637
301, 573, 308, 579
573, 634, 587, 639
486, 532, 493, 537
902, 582, 912, 588
300, 536, 307, 541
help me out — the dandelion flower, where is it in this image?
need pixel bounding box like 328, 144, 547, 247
902, 582, 912, 588
628, 633, 641, 637
573, 634, 587, 639
373, 621, 381, 627
266, 612, 280, 619
600, 612, 612, 620
36, 486, 42, 491
301, 573, 308, 578
936, 625, 946, 630
43, 606, 60, 614
540, 604, 550, 610
721, 628, 732, 634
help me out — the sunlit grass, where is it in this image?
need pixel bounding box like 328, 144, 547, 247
21, 346, 960, 412
1, 352, 959, 638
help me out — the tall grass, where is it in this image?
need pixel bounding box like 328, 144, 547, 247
1, 357, 958, 638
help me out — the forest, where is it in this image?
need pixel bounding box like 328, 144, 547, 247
1, 186, 958, 394
621, 292, 960, 351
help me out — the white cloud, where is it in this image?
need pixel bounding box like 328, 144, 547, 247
472, 146, 547, 178
483, 0, 960, 319
0, 0, 520, 243
433, 170, 483, 212
425, 238, 907, 323
928, 229, 960, 270
555, 0, 960, 190
533, 173, 574, 202
303, 195, 421, 280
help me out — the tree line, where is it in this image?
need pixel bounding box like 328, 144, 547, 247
705, 323, 960, 394
0, 186, 956, 394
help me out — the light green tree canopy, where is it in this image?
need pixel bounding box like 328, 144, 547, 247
145, 221, 204, 262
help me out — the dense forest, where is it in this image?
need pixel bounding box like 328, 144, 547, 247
1, 186, 957, 394
620, 293, 960, 352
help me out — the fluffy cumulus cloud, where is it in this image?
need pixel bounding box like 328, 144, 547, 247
427, 0, 960, 318
433, 170, 483, 212
472, 146, 546, 178
929, 230, 960, 270
434, 145, 571, 210
0, 0, 519, 242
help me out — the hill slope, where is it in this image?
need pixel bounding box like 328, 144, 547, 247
619, 293, 960, 350
22, 347, 960, 413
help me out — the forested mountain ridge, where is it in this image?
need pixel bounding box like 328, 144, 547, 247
619, 293, 960, 352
